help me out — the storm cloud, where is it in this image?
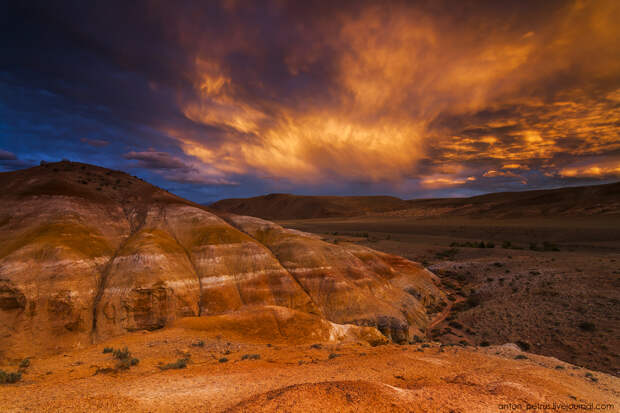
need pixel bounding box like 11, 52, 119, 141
1, 0, 618, 201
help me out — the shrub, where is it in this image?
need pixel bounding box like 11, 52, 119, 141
578, 322, 595, 332
113, 347, 131, 360
117, 357, 140, 370
328, 353, 341, 360
0, 370, 22, 384
310, 344, 322, 350
479, 341, 490, 347
160, 358, 189, 370
502, 241, 512, 249
516, 341, 531, 351
514, 355, 528, 360
241, 354, 260, 361
218, 357, 228, 363
191, 340, 205, 347
104, 347, 139, 372
19, 359, 30, 369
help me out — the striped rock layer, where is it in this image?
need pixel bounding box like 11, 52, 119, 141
0, 162, 445, 357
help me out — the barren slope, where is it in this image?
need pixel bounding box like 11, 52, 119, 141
0, 161, 443, 360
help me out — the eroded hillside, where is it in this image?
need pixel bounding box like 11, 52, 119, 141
0, 161, 444, 359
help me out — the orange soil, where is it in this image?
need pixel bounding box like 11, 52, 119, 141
1, 326, 618, 412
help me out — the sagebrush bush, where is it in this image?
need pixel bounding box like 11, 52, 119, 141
113, 347, 131, 360
159, 358, 189, 370
103, 346, 139, 372
0, 370, 21, 384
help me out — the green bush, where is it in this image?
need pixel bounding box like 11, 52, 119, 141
113, 347, 131, 360
241, 354, 260, 361
117, 357, 140, 370
0, 370, 21, 384
19, 359, 30, 369
159, 358, 189, 370
104, 347, 139, 372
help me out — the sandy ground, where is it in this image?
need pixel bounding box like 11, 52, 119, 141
0, 327, 618, 412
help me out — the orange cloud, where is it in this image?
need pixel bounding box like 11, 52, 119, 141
559, 161, 620, 178
164, 0, 620, 188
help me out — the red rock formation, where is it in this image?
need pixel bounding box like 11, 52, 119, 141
0, 161, 444, 359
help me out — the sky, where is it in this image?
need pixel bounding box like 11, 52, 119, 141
1, 0, 619, 203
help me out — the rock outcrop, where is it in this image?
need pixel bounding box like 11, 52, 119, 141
0, 161, 444, 358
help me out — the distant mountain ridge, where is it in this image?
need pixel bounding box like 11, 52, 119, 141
210, 182, 620, 220
210, 193, 411, 219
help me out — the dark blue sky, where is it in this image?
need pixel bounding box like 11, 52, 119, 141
1, 1, 619, 203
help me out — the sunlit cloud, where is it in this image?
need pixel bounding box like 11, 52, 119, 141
559, 159, 620, 179
164, 0, 619, 192
3, 0, 619, 199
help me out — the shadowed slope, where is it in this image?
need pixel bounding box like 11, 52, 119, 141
211, 182, 620, 220
210, 193, 411, 219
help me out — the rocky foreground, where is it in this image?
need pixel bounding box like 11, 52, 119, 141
0, 325, 618, 412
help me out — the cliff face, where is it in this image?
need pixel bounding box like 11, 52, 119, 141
0, 162, 444, 358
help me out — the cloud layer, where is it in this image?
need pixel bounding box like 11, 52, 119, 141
1, 0, 618, 201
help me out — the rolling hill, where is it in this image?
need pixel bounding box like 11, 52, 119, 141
210, 182, 620, 220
